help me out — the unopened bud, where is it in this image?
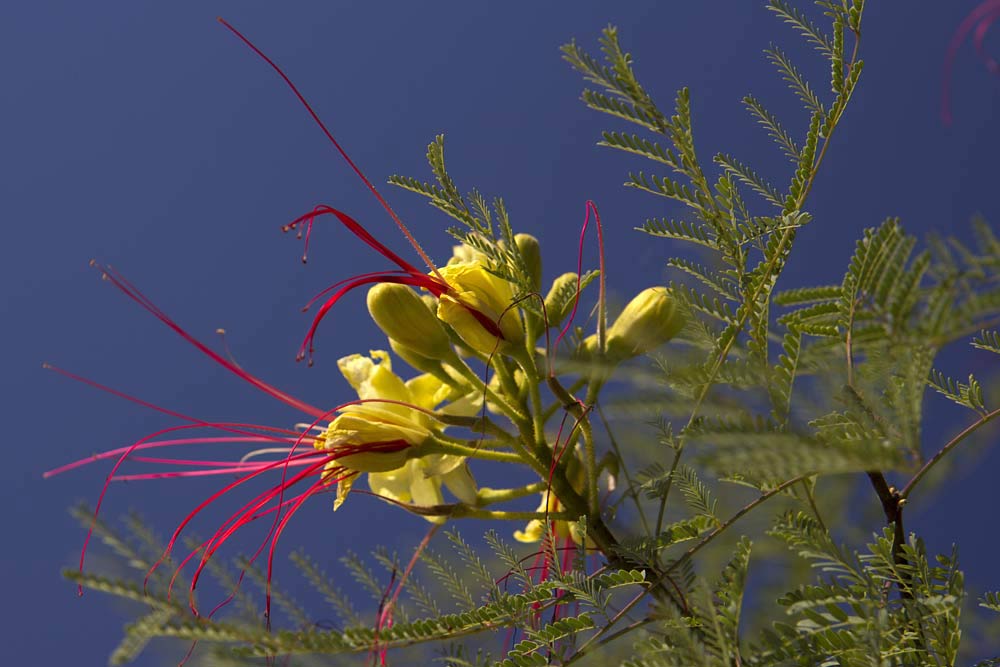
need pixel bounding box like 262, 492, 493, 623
390, 338, 446, 375
606, 287, 684, 361
515, 233, 542, 292
368, 283, 452, 360
543, 272, 579, 328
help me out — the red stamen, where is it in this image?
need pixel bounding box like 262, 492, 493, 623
161, 452, 337, 607
45, 435, 301, 478
111, 456, 327, 480
217, 19, 446, 284
91, 263, 327, 418
285, 206, 433, 280
973, 4, 1000, 73
302, 270, 414, 312
376, 523, 439, 662
160, 434, 408, 614
299, 272, 448, 365
552, 201, 605, 373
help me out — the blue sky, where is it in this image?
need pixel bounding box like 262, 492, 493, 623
3, 2, 1000, 663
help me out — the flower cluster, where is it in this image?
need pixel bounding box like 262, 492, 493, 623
49, 20, 687, 623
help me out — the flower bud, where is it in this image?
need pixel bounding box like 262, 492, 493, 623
543, 272, 579, 328
367, 283, 452, 360
605, 287, 684, 361
515, 233, 542, 292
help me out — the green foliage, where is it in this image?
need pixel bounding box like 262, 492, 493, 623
753, 515, 965, 667
981, 591, 1000, 613
928, 369, 988, 414
389, 135, 538, 299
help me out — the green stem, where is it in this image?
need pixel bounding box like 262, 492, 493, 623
597, 402, 652, 536
421, 439, 526, 465
800, 478, 828, 533
492, 355, 524, 411
436, 413, 519, 446
445, 352, 528, 426
581, 382, 603, 517
520, 346, 549, 450
542, 377, 588, 421
585, 475, 806, 654
475, 481, 547, 506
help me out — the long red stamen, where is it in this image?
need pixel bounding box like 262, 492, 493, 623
71, 422, 271, 596
303, 270, 414, 312
91, 263, 327, 418
973, 4, 1000, 73
188, 460, 338, 617
299, 272, 448, 365
152, 419, 410, 615
158, 451, 336, 604
177, 398, 433, 610
217, 18, 446, 285
552, 201, 605, 372
377, 523, 439, 659
43, 364, 307, 438
111, 456, 327, 480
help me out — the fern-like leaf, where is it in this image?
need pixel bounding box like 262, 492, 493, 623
766, 0, 835, 55
972, 329, 1000, 355
743, 94, 801, 162
766, 45, 825, 116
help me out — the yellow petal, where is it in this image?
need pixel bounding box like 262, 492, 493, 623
441, 462, 478, 505
436, 260, 523, 354
514, 519, 544, 543
405, 373, 450, 411
325, 412, 428, 447
368, 465, 414, 503
333, 472, 358, 511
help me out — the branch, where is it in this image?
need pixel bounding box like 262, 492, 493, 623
900, 405, 1000, 499
570, 475, 805, 660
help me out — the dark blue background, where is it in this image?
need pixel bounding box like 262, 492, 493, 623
4, 2, 999, 663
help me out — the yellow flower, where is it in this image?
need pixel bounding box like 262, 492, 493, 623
513, 491, 595, 548
319, 350, 478, 511
513, 491, 567, 543
435, 254, 524, 356
513, 447, 595, 547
